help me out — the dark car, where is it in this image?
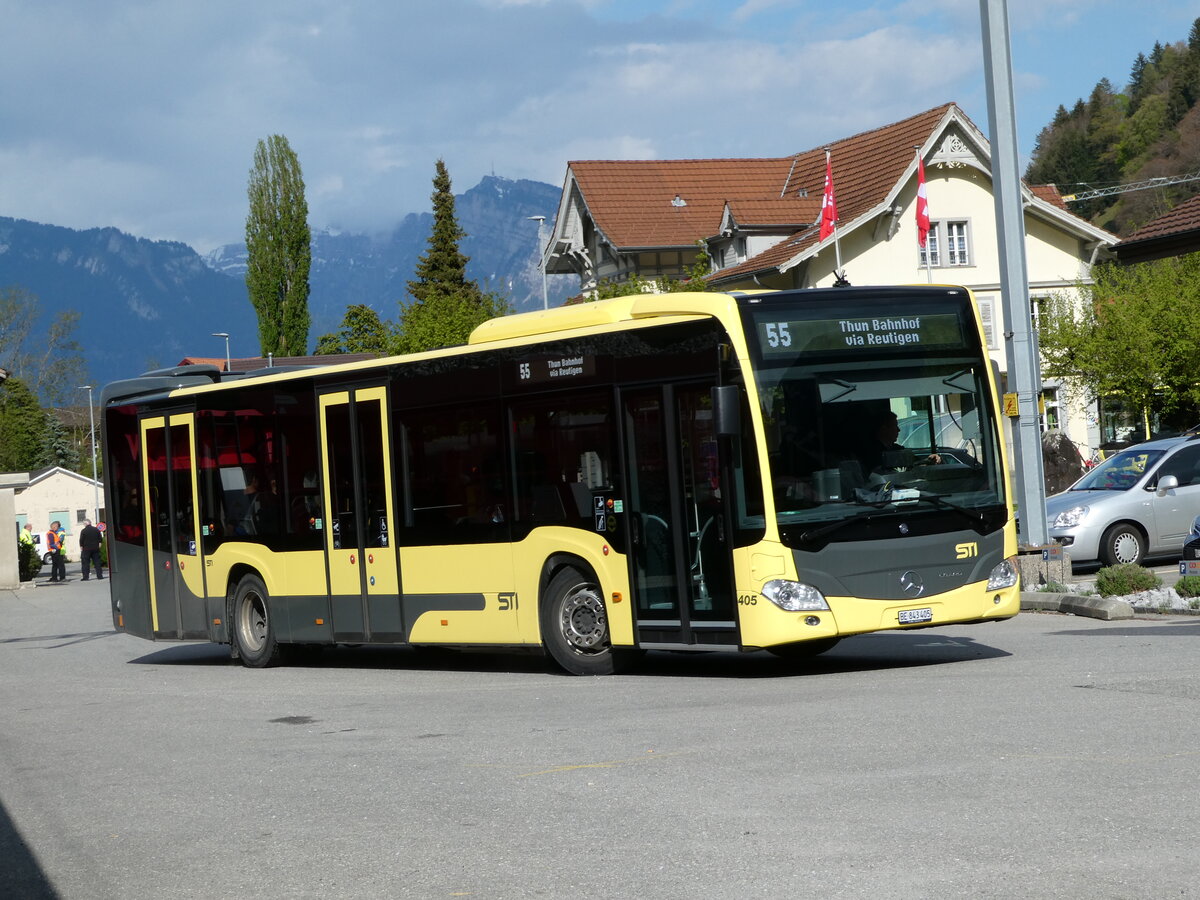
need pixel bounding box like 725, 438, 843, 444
1185, 515, 1200, 561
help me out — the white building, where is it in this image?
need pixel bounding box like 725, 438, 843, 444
14, 466, 105, 559
543, 103, 1119, 460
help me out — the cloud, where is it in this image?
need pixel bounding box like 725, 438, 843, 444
0, 0, 1152, 253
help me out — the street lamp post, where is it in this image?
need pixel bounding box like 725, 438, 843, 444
78, 385, 100, 521
212, 332, 231, 372
527, 216, 549, 310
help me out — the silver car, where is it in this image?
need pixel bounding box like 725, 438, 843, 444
1046, 435, 1200, 566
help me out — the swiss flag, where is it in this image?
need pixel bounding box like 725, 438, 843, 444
916, 157, 931, 248
819, 156, 837, 242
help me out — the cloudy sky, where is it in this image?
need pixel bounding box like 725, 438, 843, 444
1, 0, 1195, 253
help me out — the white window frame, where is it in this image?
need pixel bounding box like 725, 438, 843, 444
919, 219, 973, 268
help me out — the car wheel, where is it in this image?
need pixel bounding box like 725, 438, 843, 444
1100, 523, 1145, 567
43, 552, 53, 565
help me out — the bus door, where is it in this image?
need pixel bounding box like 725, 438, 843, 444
140, 413, 208, 639
318, 386, 403, 642
622, 384, 737, 647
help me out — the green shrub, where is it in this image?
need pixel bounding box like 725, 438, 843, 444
1038, 580, 1068, 593
1175, 575, 1200, 598
1095, 563, 1162, 597
17, 541, 43, 582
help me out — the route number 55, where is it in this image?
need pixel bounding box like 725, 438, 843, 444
764, 322, 792, 348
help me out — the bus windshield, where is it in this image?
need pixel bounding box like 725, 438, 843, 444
743, 293, 1007, 544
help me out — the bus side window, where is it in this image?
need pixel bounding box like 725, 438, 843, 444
400, 403, 504, 544
510, 393, 617, 542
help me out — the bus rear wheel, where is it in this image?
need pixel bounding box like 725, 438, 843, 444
232, 574, 282, 668
542, 568, 617, 676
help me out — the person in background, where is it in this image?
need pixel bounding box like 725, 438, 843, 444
46, 520, 67, 583
19, 523, 35, 549
78, 519, 104, 581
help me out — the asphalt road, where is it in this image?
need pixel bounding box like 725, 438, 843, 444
4, 577, 1200, 899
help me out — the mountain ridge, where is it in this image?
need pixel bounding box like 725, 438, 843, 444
0, 175, 576, 389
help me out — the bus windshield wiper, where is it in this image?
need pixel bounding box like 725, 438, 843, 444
910, 492, 989, 529
797, 500, 891, 543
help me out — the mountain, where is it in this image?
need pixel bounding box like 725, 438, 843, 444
0, 217, 257, 389
205, 175, 578, 342
0, 175, 577, 390
1025, 19, 1200, 235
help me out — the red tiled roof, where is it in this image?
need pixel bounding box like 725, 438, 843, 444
725, 197, 820, 227
570, 157, 798, 247
178, 353, 379, 372
1121, 192, 1200, 243
1030, 184, 1070, 211
570, 104, 956, 269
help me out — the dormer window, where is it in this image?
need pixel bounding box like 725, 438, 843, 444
672, 195, 687, 207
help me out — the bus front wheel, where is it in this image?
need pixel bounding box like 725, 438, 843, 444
232, 574, 282, 668
541, 568, 617, 676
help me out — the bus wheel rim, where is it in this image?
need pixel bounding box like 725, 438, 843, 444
240, 592, 268, 652
559, 584, 607, 653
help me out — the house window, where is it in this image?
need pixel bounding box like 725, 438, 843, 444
920, 229, 940, 267
946, 221, 970, 265
919, 220, 972, 268
76, 509, 87, 524
1040, 389, 1061, 432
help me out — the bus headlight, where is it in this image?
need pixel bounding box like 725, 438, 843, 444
986, 558, 1019, 591
761, 579, 830, 611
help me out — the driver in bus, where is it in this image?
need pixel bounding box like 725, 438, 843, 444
860, 410, 941, 476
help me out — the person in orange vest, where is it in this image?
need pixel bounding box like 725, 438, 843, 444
45, 520, 67, 583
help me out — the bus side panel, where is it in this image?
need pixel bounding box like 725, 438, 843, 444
512, 526, 635, 648
402, 543, 518, 644
110, 539, 154, 639
205, 545, 333, 644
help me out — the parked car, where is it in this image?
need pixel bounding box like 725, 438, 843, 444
1185, 515, 1200, 561
1046, 434, 1200, 566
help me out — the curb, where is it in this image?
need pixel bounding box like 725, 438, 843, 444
1019, 592, 1135, 621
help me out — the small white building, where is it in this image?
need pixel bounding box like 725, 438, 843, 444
14, 467, 105, 558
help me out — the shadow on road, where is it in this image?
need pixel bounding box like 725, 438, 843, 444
0, 798, 58, 899
127, 629, 1011, 679
1053, 619, 1200, 638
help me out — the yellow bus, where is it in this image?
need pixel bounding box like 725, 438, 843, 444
101, 286, 1019, 674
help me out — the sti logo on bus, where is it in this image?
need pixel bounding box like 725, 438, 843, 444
955, 542, 979, 559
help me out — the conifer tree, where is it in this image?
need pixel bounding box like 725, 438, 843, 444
42, 410, 80, 471
246, 135, 312, 357
314, 304, 394, 355
0, 377, 47, 472
394, 160, 510, 353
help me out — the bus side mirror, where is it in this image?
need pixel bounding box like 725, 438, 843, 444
712, 385, 741, 437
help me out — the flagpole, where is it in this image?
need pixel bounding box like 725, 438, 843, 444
829, 149, 842, 275
915, 146, 933, 283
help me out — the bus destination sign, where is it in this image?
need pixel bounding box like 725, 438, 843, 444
756, 311, 965, 357
516, 354, 596, 386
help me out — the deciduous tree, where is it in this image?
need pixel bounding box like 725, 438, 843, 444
0, 286, 87, 406
1039, 255, 1200, 437
246, 135, 311, 357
